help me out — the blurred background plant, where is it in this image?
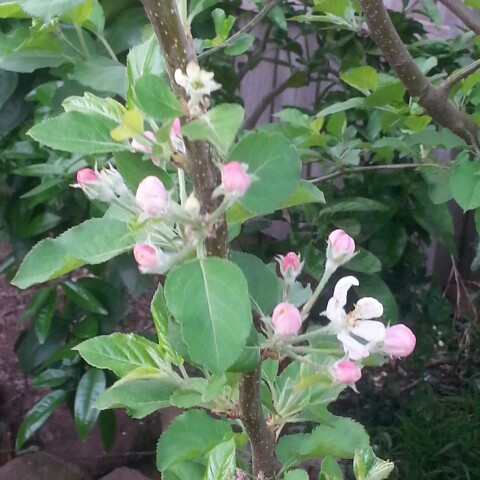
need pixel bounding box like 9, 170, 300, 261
1, 0, 480, 478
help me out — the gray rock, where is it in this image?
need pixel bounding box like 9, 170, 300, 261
99, 466, 152, 480
0, 452, 92, 480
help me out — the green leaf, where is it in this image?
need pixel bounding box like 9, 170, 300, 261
157, 410, 231, 472
449, 158, 480, 211
165, 258, 252, 373
284, 470, 309, 480
62, 280, 108, 314
135, 74, 182, 122
98, 409, 116, 452
12, 218, 135, 289
74, 332, 164, 377
74, 368, 106, 440
320, 197, 388, 216
0, 69, 17, 109
73, 56, 128, 97
32, 368, 74, 388
62, 92, 126, 123
228, 132, 301, 215
95, 375, 177, 418
317, 98, 365, 117
203, 439, 236, 480
0, 1, 29, 17
224, 32, 255, 55
345, 248, 382, 274
340, 66, 378, 93
151, 284, 183, 364
182, 104, 244, 156
34, 288, 57, 344
28, 112, 130, 154
354, 447, 394, 480
365, 81, 404, 107
19, 0, 86, 20
230, 251, 282, 315
114, 151, 173, 191
276, 417, 369, 464
16, 390, 66, 450
0, 50, 66, 73
320, 456, 344, 480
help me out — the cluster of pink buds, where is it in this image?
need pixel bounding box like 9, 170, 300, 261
73, 165, 127, 202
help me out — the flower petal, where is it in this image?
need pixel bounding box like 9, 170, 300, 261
333, 276, 359, 307
325, 297, 346, 328
356, 297, 383, 319
349, 320, 386, 343
186, 61, 200, 78
337, 331, 369, 360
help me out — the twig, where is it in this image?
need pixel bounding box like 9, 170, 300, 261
358, 0, 480, 149
199, 0, 280, 60
309, 163, 448, 184
441, 59, 480, 92
436, 0, 480, 35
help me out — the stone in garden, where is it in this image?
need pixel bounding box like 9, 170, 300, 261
0, 451, 92, 480
99, 466, 153, 480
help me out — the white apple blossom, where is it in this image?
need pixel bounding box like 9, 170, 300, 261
174, 61, 221, 113
324, 276, 386, 360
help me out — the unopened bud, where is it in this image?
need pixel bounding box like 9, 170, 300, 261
133, 244, 172, 274
277, 252, 303, 285
326, 229, 355, 270
136, 176, 169, 218
272, 302, 302, 336
220, 161, 250, 198
331, 360, 362, 384
382, 324, 416, 358
73, 167, 115, 202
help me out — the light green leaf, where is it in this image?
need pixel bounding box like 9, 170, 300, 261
165, 258, 252, 373
354, 447, 394, 480
95, 375, 177, 418
12, 218, 135, 289
28, 112, 130, 154
319, 197, 388, 216
182, 104, 244, 156
73, 56, 128, 97
74, 332, 164, 377
224, 32, 255, 56
62, 92, 127, 123
16, 390, 66, 450
284, 470, 309, 480
228, 132, 301, 215
151, 284, 183, 364
320, 456, 344, 480
317, 98, 365, 117
74, 368, 106, 440
230, 251, 282, 315
345, 248, 382, 274
449, 158, 480, 211
135, 73, 182, 122
340, 66, 378, 94
0, 1, 29, 18
19, 0, 86, 20
0, 50, 66, 72
157, 410, 231, 471
203, 439, 236, 480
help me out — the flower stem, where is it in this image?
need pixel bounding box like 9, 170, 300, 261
301, 264, 335, 321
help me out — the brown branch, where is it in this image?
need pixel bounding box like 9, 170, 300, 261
141, 2, 275, 478
140, 0, 227, 257
436, 0, 480, 35
358, 0, 480, 149
441, 59, 480, 92
239, 367, 275, 480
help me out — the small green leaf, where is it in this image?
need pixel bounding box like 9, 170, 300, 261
95, 375, 177, 418
340, 66, 378, 94
74, 332, 165, 377
62, 280, 108, 314
74, 368, 106, 440
165, 258, 252, 373
284, 470, 309, 480
182, 104, 244, 156
19, 0, 86, 20
156, 410, 231, 472
135, 74, 182, 122
34, 288, 57, 344
16, 390, 66, 450
62, 92, 126, 123
449, 158, 480, 211
320, 456, 344, 480
28, 112, 130, 154
229, 132, 301, 216
224, 33, 255, 56
203, 439, 236, 480
345, 248, 382, 274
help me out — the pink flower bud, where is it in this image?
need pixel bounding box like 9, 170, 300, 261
331, 360, 362, 384
133, 244, 172, 274
171, 118, 181, 136
76, 168, 98, 184
131, 131, 155, 154
326, 229, 355, 268
278, 252, 303, 284
136, 176, 169, 218
272, 302, 302, 336
221, 161, 250, 198
382, 324, 416, 358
